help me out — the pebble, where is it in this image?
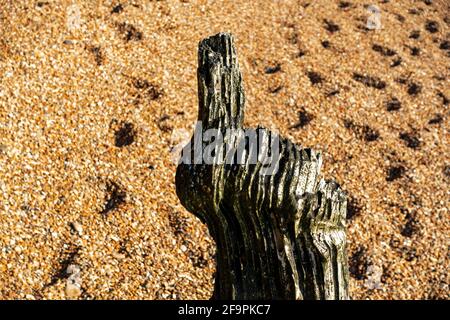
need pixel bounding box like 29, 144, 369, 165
65, 281, 81, 299
365, 265, 383, 290
70, 221, 83, 236
112, 252, 126, 260
65, 264, 82, 299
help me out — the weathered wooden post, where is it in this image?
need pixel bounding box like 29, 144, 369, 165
176, 33, 349, 300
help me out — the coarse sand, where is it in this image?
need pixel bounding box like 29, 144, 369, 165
0, 0, 448, 299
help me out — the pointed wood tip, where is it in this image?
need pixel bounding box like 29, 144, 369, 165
198, 32, 237, 69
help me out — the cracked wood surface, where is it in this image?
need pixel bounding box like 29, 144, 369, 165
176, 32, 349, 300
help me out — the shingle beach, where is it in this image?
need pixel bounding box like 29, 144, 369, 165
0, 0, 448, 299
